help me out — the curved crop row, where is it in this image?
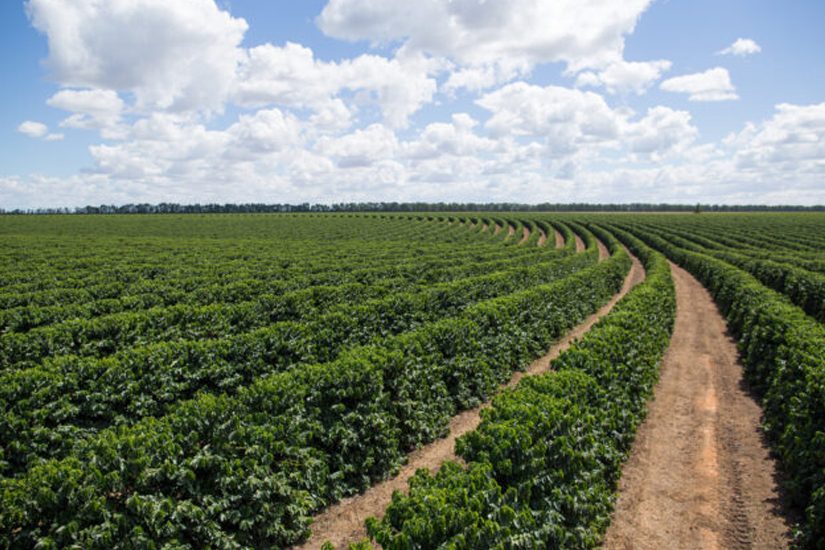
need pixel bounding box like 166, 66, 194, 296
362, 226, 674, 549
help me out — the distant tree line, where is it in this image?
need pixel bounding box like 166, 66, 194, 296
1, 202, 823, 215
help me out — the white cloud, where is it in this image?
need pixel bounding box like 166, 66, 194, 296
26, 0, 248, 113
316, 123, 398, 167
718, 38, 761, 57
6, 101, 825, 207
318, 0, 656, 94
623, 106, 698, 156
660, 67, 738, 101
318, 0, 652, 71
17, 120, 63, 141
477, 83, 620, 148
476, 82, 698, 162
47, 89, 125, 137
17, 120, 48, 138
234, 42, 436, 127
727, 102, 825, 169
402, 113, 498, 159
575, 59, 671, 94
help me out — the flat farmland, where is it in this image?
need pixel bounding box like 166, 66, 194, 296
1, 213, 823, 549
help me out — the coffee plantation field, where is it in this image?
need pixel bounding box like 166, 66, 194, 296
0, 212, 823, 549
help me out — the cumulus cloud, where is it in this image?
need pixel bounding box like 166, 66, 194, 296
26, 0, 248, 113
718, 38, 761, 56
47, 89, 126, 137
477, 82, 698, 162
402, 113, 498, 159
235, 42, 437, 128
660, 67, 738, 101
575, 59, 672, 94
623, 106, 698, 156
10, 1, 821, 208
318, 0, 652, 70
727, 102, 825, 170
316, 123, 398, 167
17, 120, 63, 141
7, 101, 825, 207
318, 0, 657, 93
17, 120, 48, 138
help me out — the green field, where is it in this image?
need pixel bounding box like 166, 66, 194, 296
1, 213, 823, 548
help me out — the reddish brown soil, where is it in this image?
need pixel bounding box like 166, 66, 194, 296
574, 234, 586, 252
507, 224, 516, 238
554, 230, 565, 248
537, 229, 547, 247
519, 226, 530, 244
493, 223, 502, 235
597, 239, 609, 260
295, 246, 644, 550
602, 262, 792, 550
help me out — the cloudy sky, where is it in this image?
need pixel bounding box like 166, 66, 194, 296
1, 0, 824, 208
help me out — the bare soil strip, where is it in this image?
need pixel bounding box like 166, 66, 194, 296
507, 224, 516, 238
574, 234, 586, 252
481, 223, 488, 233
519, 226, 530, 244
602, 262, 791, 550
296, 247, 645, 550
554, 229, 565, 248
596, 239, 609, 261
537, 228, 547, 247
493, 223, 502, 235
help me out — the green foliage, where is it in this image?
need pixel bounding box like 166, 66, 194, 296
366, 227, 676, 548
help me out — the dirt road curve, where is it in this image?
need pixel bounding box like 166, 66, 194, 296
296, 248, 644, 550
596, 239, 609, 260
574, 234, 586, 252
555, 230, 564, 248
603, 262, 791, 550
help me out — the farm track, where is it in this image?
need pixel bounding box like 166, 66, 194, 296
575, 234, 586, 252
507, 224, 515, 238
555, 229, 565, 248
602, 262, 792, 550
494, 223, 502, 235
296, 242, 645, 549
537, 228, 547, 247
519, 226, 530, 244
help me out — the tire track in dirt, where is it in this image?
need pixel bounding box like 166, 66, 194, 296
602, 262, 791, 550
296, 244, 645, 550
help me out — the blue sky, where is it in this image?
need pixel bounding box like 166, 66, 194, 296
1, 0, 824, 208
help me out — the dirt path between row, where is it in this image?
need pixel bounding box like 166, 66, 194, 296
493, 223, 502, 235
507, 224, 516, 239
555, 229, 565, 248
574, 234, 586, 252
537, 228, 547, 247
297, 246, 645, 550
602, 262, 791, 550
597, 239, 609, 261
519, 226, 530, 244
